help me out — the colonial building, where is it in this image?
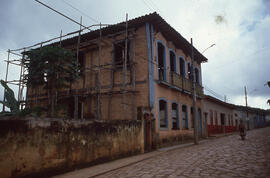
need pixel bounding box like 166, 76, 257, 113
203, 95, 237, 136
233, 105, 267, 130
26, 13, 207, 148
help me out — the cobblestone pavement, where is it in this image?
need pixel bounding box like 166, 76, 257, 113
97, 127, 270, 178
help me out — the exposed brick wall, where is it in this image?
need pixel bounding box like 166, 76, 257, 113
0, 117, 144, 178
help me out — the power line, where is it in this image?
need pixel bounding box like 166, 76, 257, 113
34, 0, 92, 31
203, 85, 224, 100
60, 0, 99, 23
141, 0, 155, 12
146, 0, 163, 14
213, 44, 270, 71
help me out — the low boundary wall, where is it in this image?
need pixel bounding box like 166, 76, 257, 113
0, 117, 144, 178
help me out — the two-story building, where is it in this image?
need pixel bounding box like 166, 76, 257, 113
26, 12, 207, 148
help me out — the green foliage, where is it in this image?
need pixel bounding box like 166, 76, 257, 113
22, 45, 79, 117
0, 80, 20, 113
23, 45, 79, 89
0, 80, 45, 117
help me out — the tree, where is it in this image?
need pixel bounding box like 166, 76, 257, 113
23, 45, 79, 117
0, 80, 20, 114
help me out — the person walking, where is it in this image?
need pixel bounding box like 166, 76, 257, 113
239, 120, 246, 140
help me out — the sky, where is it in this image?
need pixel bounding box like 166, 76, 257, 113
0, 0, 269, 110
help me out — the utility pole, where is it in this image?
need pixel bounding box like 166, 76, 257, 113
244, 86, 248, 115
191, 38, 198, 145
244, 86, 249, 129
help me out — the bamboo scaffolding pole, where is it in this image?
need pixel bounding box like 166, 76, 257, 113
2, 49, 10, 111
123, 14, 128, 120
74, 17, 82, 119
18, 49, 25, 103
131, 38, 136, 120
9, 24, 110, 52
55, 30, 62, 106
97, 23, 102, 120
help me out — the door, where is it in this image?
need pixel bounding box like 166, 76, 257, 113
198, 109, 202, 136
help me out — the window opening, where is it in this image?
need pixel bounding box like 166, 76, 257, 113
215, 111, 218, 125
78, 51, 85, 75
188, 63, 192, 80
191, 107, 194, 128
210, 110, 213, 125
114, 40, 130, 68
195, 68, 200, 84
172, 103, 178, 130
170, 51, 176, 72
159, 100, 168, 128
182, 105, 188, 129
158, 43, 166, 81
179, 58, 185, 76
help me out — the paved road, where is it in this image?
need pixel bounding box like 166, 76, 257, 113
97, 128, 270, 178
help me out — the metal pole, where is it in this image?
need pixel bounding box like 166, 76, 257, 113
2, 49, 10, 111
191, 38, 198, 145
123, 13, 128, 120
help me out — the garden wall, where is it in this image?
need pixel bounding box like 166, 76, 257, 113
0, 117, 144, 178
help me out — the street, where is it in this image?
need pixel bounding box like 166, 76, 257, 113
97, 128, 270, 178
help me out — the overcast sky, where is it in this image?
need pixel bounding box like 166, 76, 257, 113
0, 0, 269, 110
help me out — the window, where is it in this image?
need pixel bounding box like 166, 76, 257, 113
191, 107, 194, 128
172, 103, 179, 130
179, 57, 185, 76
114, 40, 130, 68
157, 42, 166, 81
78, 51, 85, 75
170, 51, 176, 72
195, 68, 200, 84
188, 63, 192, 80
210, 110, 213, 125
215, 111, 218, 125
220, 113, 225, 125
182, 105, 188, 129
159, 99, 168, 128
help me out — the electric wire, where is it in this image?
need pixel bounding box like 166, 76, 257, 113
60, 0, 99, 23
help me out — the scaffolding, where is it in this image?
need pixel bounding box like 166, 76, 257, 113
2, 14, 137, 120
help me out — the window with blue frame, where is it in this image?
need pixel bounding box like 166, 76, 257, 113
159, 99, 168, 128
188, 63, 192, 80
191, 106, 194, 128
182, 105, 188, 129
170, 51, 176, 73
179, 57, 185, 77
195, 68, 200, 84
172, 103, 179, 130
157, 42, 166, 81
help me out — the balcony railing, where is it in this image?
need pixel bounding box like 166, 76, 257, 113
170, 72, 203, 97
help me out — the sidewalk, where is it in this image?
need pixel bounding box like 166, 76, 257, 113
53, 140, 208, 178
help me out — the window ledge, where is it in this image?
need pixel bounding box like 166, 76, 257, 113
156, 80, 170, 86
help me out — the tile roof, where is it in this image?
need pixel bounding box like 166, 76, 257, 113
60, 12, 208, 63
